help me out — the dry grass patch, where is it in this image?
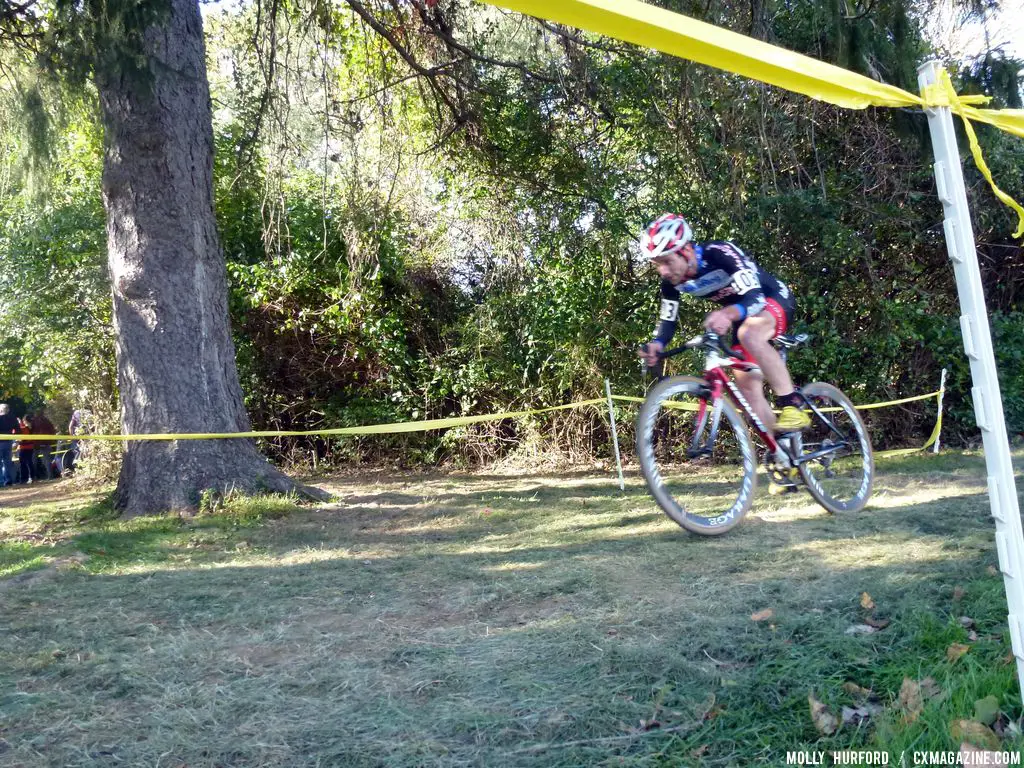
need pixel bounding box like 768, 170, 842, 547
0, 451, 1022, 766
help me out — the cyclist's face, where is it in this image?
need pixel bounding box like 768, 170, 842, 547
652, 249, 693, 284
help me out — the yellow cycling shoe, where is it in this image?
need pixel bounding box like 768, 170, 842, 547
776, 405, 811, 432
769, 467, 800, 495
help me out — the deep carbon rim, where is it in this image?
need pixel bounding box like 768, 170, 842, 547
797, 382, 874, 513
637, 376, 757, 535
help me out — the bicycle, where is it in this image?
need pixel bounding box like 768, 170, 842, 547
636, 331, 874, 535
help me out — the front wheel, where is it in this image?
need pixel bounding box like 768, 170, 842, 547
637, 376, 757, 535
796, 382, 874, 514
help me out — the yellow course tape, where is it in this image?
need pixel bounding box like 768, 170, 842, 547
485, 0, 920, 109
482, 0, 1024, 234
923, 71, 1024, 238
0, 399, 608, 442
848, 390, 941, 410
0, 388, 942, 445
609, 389, 941, 411
611, 387, 945, 455
876, 406, 942, 457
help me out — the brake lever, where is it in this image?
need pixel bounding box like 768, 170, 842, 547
703, 331, 733, 358
640, 343, 664, 383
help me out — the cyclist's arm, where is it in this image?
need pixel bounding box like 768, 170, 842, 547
705, 304, 744, 331
652, 281, 681, 346
706, 242, 766, 321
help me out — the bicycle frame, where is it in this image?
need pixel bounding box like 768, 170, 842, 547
696, 344, 782, 455
671, 334, 851, 467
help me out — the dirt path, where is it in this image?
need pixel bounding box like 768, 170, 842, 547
0, 477, 91, 509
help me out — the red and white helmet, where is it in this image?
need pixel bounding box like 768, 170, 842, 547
640, 213, 693, 259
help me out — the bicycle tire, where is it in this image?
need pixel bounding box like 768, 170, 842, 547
796, 382, 874, 514
637, 375, 757, 535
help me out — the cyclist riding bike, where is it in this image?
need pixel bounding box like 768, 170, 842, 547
637, 213, 810, 434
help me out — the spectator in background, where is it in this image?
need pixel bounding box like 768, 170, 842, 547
33, 410, 57, 481
17, 415, 35, 484
68, 409, 82, 436
65, 408, 85, 474
0, 404, 17, 486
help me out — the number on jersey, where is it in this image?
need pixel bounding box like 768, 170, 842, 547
659, 299, 679, 321
731, 269, 759, 295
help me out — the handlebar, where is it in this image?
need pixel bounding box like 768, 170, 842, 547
670, 332, 734, 358
641, 332, 733, 376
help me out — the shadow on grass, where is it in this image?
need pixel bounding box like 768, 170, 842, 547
1, 450, 1019, 766
0, 451, 1003, 581
0, 501, 1011, 767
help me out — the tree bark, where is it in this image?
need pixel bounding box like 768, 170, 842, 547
95, 0, 308, 515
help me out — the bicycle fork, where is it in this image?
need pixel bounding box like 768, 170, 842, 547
686, 383, 725, 459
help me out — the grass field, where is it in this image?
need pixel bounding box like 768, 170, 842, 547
2, 451, 1024, 766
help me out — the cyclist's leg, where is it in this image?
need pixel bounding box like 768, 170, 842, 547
732, 366, 776, 433
735, 313, 795, 402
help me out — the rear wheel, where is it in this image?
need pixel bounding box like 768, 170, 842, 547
637, 376, 757, 535
795, 382, 874, 513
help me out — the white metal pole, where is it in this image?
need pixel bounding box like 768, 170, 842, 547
605, 379, 625, 491
933, 367, 947, 454
919, 60, 1024, 693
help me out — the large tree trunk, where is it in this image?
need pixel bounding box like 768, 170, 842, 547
96, 0, 305, 515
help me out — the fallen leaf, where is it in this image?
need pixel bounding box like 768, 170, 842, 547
950, 721, 1001, 751
899, 678, 924, 723
751, 609, 774, 622
947, 643, 970, 662
842, 702, 884, 726
974, 695, 1000, 726
845, 624, 877, 635
864, 616, 891, 630
690, 744, 709, 759
987, 565, 999, 576
809, 692, 838, 735
1002, 651, 1015, 665
953, 585, 966, 601
958, 743, 1010, 768
959, 616, 976, 629
860, 592, 876, 610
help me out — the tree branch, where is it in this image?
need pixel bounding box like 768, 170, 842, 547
412, 0, 559, 85
344, 0, 465, 118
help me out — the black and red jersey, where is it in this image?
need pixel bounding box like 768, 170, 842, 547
653, 241, 792, 346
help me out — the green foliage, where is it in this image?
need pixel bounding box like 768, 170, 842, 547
1, 0, 1022, 469
40, 0, 173, 86
0, 102, 115, 426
